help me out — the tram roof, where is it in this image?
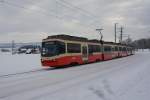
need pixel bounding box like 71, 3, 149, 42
46, 34, 88, 42
45, 34, 131, 47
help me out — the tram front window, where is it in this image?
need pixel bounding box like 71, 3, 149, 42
42, 41, 65, 57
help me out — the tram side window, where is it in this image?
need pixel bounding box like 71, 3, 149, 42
112, 47, 115, 52
88, 45, 93, 54
119, 47, 122, 51
104, 46, 111, 52
123, 47, 126, 51
94, 45, 101, 52
58, 42, 66, 54
88, 45, 101, 54
115, 46, 118, 51
67, 43, 81, 53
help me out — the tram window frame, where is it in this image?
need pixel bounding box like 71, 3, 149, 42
67, 43, 81, 53
123, 47, 126, 51
115, 46, 118, 51
104, 46, 111, 52
112, 47, 115, 52
57, 42, 66, 54
119, 47, 122, 51
88, 45, 93, 54
88, 44, 101, 54
93, 45, 101, 52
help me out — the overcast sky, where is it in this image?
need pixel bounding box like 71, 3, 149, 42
0, 0, 150, 43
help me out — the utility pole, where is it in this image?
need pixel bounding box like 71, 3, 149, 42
96, 28, 104, 59
114, 23, 118, 43
96, 28, 104, 41
120, 26, 123, 43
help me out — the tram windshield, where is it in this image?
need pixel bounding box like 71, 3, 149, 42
42, 41, 65, 57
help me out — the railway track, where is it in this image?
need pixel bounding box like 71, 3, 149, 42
0, 69, 45, 78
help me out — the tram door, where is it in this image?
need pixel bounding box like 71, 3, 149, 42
82, 45, 88, 63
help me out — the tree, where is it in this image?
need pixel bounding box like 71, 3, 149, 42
122, 37, 132, 45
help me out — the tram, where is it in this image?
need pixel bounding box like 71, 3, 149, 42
41, 34, 134, 67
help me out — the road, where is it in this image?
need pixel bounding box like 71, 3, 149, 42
0, 52, 150, 100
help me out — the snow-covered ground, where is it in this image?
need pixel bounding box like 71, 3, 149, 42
137, 49, 150, 52
0, 52, 41, 76
0, 51, 150, 100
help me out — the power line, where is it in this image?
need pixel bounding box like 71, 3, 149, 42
0, 0, 59, 18
59, 0, 97, 18
23, 0, 94, 21
30, 0, 100, 28
53, 0, 91, 26
57, 0, 101, 26
0, 0, 95, 30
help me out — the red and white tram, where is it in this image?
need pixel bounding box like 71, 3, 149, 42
41, 35, 134, 67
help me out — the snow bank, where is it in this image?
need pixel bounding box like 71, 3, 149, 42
137, 49, 150, 52
0, 53, 42, 75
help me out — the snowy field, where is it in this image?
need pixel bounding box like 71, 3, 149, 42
0, 51, 150, 100
0, 52, 41, 76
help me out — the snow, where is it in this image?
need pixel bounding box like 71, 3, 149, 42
137, 49, 150, 52
0, 51, 150, 100
0, 52, 42, 76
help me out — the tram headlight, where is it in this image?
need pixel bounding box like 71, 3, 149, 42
42, 48, 46, 55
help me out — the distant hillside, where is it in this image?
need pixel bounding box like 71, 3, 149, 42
0, 42, 41, 48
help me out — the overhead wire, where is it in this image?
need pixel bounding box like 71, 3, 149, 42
26, 0, 101, 28
0, 0, 100, 31
0, 0, 61, 18
58, 0, 102, 26
59, 0, 97, 18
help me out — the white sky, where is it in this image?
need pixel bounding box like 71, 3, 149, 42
0, 0, 150, 43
